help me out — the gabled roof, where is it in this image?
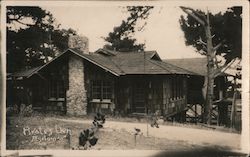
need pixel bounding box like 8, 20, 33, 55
68, 48, 195, 75
95, 48, 160, 60
97, 50, 193, 75
8, 66, 41, 79
165, 58, 230, 77
165, 58, 207, 76
69, 49, 122, 76
95, 48, 117, 56
9, 48, 197, 79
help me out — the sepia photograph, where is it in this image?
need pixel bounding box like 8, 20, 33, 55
1, 0, 249, 156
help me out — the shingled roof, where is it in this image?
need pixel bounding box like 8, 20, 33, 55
105, 52, 193, 75
165, 58, 230, 76
8, 66, 41, 79
9, 48, 197, 78
82, 49, 195, 75
165, 58, 207, 76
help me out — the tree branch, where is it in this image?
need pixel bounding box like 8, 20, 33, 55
197, 49, 207, 55
198, 37, 207, 45
213, 39, 226, 52
214, 59, 236, 77
8, 15, 22, 21
180, 6, 206, 26
9, 16, 35, 27
213, 55, 221, 68
119, 7, 153, 37
14, 20, 34, 27
194, 11, 207, 23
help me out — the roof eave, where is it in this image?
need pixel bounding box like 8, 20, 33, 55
24, 48, 120, 78
69, 49, 120, 76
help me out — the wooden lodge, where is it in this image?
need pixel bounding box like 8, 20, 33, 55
7, 35, 238, 126
7, 48, 198, 121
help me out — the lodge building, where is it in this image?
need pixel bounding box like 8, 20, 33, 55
7, 35, 231, 123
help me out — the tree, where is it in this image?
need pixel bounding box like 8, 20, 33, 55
7, 6, 76, 73
179, 7, 242, 124
103, 6, 153, 52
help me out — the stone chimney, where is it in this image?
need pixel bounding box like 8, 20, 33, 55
66, 34, 88, 116
68, 34, 89, 54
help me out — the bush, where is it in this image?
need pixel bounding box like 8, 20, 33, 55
19, 104, 33, 117
6, 104, 19, 116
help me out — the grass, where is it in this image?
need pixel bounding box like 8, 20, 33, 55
6, 115, 211, 150
47, 113, 240, 133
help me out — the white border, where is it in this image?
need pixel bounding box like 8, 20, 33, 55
1, 1, 7, 155
241, 1, 250, 154
1, 0, 249, 156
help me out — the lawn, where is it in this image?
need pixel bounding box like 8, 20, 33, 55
6, 115, 207, 150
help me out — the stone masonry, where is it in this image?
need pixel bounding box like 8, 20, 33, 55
66, 55, 87, 116
68, 34, 89, 53
66, 34, 88, 116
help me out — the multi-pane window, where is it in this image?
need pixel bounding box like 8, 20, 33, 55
92, 80, 112, 100
58, 80, 65, 98
170, 76, 184, 99
49, 80, 65, 98
102, 81, 112, 99
92, 81, 101, 99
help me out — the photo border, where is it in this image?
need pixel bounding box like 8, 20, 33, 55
1, 0, 249, 156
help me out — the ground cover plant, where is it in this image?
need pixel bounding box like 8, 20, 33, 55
6, 115, 227, 150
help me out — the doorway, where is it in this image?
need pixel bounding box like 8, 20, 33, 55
133, 81, 147, 113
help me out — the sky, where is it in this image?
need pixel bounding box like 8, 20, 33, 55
43, 3, 234, 59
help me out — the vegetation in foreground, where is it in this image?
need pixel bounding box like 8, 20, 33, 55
6, 115, 231, 150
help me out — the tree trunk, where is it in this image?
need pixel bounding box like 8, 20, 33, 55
179, 7, 219, 125
230, 77, 237, 129
230, 91, 237, 129
204, 11, 214, 125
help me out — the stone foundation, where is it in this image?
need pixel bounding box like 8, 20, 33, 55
66, 55, 87, 116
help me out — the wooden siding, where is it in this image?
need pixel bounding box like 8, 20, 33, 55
163, 75, 187, 116
37, 56, 69, 113
115, 75, 187, 116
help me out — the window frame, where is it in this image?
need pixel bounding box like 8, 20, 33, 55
91, 80, 112, 101
48, 79, 65, 99
170, 76, 184, 100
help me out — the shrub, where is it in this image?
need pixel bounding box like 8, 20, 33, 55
79, 128, 98, 149
19, 104, 33, 117
93, 113, 105, 128
6, 104, 19, 116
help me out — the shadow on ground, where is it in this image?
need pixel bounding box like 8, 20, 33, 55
153, 146, 247, 157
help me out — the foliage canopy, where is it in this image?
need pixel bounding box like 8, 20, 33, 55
179, 7, 242, 64
7, 6, 76, 72
103, 6, 154, 52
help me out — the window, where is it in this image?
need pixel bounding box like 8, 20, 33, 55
92, 80, 112, 100
49, 80, 65, 98
92, 80, 101, 99
170, 76, 184, 99
102, 81, 112, 99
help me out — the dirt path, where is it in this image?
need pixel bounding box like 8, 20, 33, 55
55, 118, 241, 150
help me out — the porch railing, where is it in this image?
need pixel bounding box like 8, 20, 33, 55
165, 97, 187, 116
